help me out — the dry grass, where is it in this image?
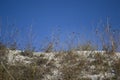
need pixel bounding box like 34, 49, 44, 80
0, 20, 120, 80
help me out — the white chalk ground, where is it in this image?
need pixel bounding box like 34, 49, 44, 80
6, 50, 120, 80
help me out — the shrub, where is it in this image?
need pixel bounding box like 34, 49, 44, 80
20, 50, 33, 57
112, 58, 120, 79
0, 42, 8, 63
59, 51, 87, 80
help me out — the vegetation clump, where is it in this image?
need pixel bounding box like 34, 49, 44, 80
0, 21, 120, 80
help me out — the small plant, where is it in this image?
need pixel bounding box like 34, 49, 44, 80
112, 58, 120, 79
77, 41, 97, 51
96, 19, 120, 54
59, 51, 87, 80
44, 42, 54, 53
9, 42, 17, 50
0, 42, 6, 50
20, 50, 33, 57
0, 42, 8, 63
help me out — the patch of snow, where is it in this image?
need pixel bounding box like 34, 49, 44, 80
7, 50, 32, 65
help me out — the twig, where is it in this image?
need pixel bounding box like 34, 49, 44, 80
1, 62, 15, 80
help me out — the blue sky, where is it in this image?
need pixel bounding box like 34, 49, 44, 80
0, 0, 120, 51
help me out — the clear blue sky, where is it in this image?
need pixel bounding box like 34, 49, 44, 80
0, 0, 120, 51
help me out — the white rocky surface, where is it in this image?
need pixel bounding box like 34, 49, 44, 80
6, 50, 120, 80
